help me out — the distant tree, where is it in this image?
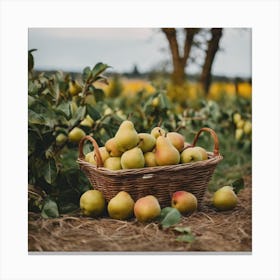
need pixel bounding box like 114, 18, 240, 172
161, 28, 223, 95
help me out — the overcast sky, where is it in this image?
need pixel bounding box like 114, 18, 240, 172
28, 28, 251, 78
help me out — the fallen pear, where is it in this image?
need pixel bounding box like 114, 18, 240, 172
171, 191, 197, 214
80, 190, 105, 217
107, 191, 135, 220
213, 186, 237, 211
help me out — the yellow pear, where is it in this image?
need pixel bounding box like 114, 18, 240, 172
80, 115, 94, 127
233, 113, 241, 124
104, 157, 122, 170
144, 152, 157, 167
85, 147, 109, 165
134, 195, 161, 222
138, 133, 156, 152
69, 80, 82, 96
56, 133, 67, 145
80, 190, 105, 217
213, 186, 237, 211
235, 128, 243, 141
107, 191, 135, 220
121, 147, 145, 169
105, 137, 123, 157
180, 147, 203, 163
114, 120, 139, 152
151, 127, 166, 139
68, 127, 85, 143
155, 136, 180, 166
243, 121, 252, 134
166, 132, 185, 152
194, 146, 208, 160
85, 151, 96, 165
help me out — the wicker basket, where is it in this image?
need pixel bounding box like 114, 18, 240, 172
77, 127, 223, 208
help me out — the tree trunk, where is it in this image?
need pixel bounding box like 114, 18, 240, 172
200, 28, 223, 94
162, 28, 198, 86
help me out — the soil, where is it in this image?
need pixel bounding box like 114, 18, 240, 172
28, 176, 252, 253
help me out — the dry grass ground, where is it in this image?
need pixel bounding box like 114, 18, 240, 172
28, 176, 251, 253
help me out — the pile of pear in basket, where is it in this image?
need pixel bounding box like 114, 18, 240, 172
77, 120, 223, 208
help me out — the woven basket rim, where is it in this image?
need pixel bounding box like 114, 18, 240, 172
77, 153, 223, 177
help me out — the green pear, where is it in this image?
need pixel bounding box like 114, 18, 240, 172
180, 147, 203, 163
213, 186, 237, 211
68, 127, 85, 143
155, 136, 180, 166
85, 151, 96, 165
194, 146, 208, 160
80, 115, 94, 127
104, 157, 122, 170
236, 119, 245, 129
166, 132, 185, 152
235, 128, 243, 141
56, 133, 67, 145
138, 133, 156, 152
105, 137, 123, 157
80, 190, 105, 217
134, 195, 161, 222
233, 113, 241, 124
114, 120, 139, 152
171, 191, 197, 214
151, 127, 166, 139
107, 191, 135, 220
121, 147, 145, 169
144, 152, 157, 167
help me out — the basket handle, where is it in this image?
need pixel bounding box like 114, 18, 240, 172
192, 127, 220, 156
78, 135, 104, 167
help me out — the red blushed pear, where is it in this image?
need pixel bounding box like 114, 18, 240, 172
171, 191, 198, 214
166, 132, 185, 152
134, 195, 161, 222
155, 136, 180, 166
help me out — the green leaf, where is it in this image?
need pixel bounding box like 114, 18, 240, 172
41, 198, 59, 218
69, 106, 86, 127
43, 158, 57, 184
232, 178, 245, 194
159, 207, 181, 229
56, 100, 71, 118
82, 66, 92, 81
176, 233, 195, 243
28, 109, 46, 125
86, 104, 101, 121
91, 63, 110, 81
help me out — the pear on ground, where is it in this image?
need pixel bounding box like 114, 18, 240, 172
104, 157, 122, 170
134, 195, 161, 222
144, 152, 157, 167
114, 120, 139, 152
180, 147, 203, 163
105, 137, 123, 157
171, 191, 197, 214
80, 190, 105, 217
138, 133, 156, 152
107, 191, 135, 220
213, 186, 237, 211
166, 132, 185, 152
155, 136, 180, 166
151, 127, 166, 139
121, 147, 145, 169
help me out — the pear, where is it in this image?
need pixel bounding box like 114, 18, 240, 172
69, 80, 82, 96
243, 121, 252, 134
134, 195, 161, 222
80, 190, 105, 217
105, 137, 123, 157
68, 127, 85, 143
56, 133, 67, 145
80, 114, 94, 127
151, 127, 166, 139
85, 147, 109, 165
138, 133, 156, 152
194, 146, 208, 160
235, 128, 243, 141
213, 186, 237, 211
144, 152, 157, 167
107, 191, 135, 220
104, 157, 122, 170
171, 191, 197, 214
121, 147, 145, 169
155, 136, 180, 166
180, 147, 203, 163
114, 120, 139, 152
166, 132, 185, 152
